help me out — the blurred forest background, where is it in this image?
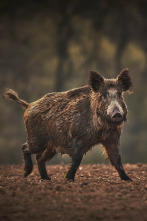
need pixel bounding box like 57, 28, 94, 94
0, 0, 147, 164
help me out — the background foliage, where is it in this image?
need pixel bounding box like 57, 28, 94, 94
0, 0, 147, 164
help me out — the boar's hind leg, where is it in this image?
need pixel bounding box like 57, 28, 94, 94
36, 149, 56, 180
105, 146, 132, 181
66, 154, 83, 181
22, 143, 33, 177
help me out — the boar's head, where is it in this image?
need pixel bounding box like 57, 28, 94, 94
89, 68, 132, 125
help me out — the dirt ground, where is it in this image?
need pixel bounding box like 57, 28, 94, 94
0, 164, 146, 221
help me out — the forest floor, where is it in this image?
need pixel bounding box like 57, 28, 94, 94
0, 164, 146, 221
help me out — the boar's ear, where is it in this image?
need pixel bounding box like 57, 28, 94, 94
89, 71, 104, 92
117, 68, 133, 93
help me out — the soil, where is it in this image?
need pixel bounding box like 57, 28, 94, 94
0, 164, 146, 221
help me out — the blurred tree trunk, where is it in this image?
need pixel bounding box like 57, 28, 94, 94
115, 12, 129, 73
55, 2, 73, 92
140, 8, 147, 80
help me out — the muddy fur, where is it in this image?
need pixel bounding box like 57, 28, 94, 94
3, 68, 133, 181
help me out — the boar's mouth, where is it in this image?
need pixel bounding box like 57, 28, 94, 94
98, 113, 125, 125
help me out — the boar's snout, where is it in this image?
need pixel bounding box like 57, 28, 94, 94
107, 104, 124, 123
111, 108, 123, 123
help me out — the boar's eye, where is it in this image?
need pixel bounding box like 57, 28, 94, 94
102, 93, 108, 99
117, 92, 122, 97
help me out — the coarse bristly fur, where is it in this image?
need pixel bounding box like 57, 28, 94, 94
3, 68, 133, 182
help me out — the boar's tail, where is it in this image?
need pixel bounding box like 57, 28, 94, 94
3, 89, 29, 109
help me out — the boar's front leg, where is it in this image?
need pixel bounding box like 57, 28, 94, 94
103, 140, 132, 181
36, 149, 56, 180
66, 154, 83, 181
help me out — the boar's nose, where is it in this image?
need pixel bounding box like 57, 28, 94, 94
111, 107, 123, 121
112, 112, 122, 119
111, 107, 123, 122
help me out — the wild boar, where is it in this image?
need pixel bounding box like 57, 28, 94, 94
3, 68, 133, 181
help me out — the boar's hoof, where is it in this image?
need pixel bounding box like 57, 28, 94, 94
24, 167, 33, 178
64, 173, 74, 182
41, 176, 51, 180
65, 177, 74, 182
121, 175, 132, 182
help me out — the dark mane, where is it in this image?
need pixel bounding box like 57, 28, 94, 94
67, 85, 91, 98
